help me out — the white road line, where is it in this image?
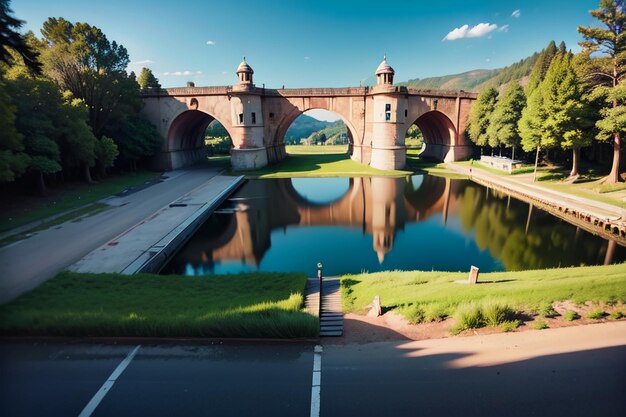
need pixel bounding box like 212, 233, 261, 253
310, 345, 323, 417
78, 345, 141, 417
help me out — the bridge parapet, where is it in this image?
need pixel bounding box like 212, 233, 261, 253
406, 88, 478, 99
141, 86, 233, 97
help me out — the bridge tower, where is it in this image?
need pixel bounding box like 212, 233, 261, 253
368, 56, 408, 170
230, 58, 268, 170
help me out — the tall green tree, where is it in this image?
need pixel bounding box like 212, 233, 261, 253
40, 18, 130, 137
468, 87, 498, 149
5, 75, 62, 193
578, 0, 626, 183
486, 82, 526, 159
0, 0, 41, 73
526, 41, 558, 93
0, 77, 28, 181
137, 67, 160, 89
94, 136, 118, 177
56, 92, 98, 182
542, 53, 595, 177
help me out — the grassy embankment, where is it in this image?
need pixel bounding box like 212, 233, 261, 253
229, 145, 458, 178
0, 170, 162, 235
456, 161, 626, 209
0, 271, 318, 338
342, 263, 626, 334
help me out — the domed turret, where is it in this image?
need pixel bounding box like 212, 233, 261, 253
375, 55, 395, 86
236, 57, 254, 85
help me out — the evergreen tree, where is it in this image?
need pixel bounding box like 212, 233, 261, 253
468, 87, 498, 149
578, 0, 626, 183
137, 67, 160, 89
526, 41, 558, 93
542, 53, 594, 177
0, 0, 41, 73
486, 82, 526, 159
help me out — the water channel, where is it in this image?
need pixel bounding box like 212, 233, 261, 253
161, 175, 626, 277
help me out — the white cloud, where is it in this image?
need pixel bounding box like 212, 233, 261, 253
131, 59, 154, 65
206, 40, 216, 45
221, 71, 228, 75
443, 23, 498, 41
486, 58, 491, 62
304, 56, 311, 60
163, 70, 202, 76
498, 24, 509, 32
512, 9, 521, 18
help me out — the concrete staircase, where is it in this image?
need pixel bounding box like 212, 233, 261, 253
305, 277, 343, 337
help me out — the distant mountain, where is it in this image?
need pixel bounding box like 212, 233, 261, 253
399, 69, 500, 91
284, 114, 331, 144
397, 49, 541, 93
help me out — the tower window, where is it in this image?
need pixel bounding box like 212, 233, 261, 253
239, 113, 244, 124
404, 109, 408, 117
385, 112, 391, 121
385, 104, 391, 112
269, 112, 275, 119
251, 112, 256, 124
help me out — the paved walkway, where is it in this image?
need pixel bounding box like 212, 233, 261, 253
0, 166, 227, 304
70, 175, 243, 274
448, 164, 626, 221
450, 163, 625, 221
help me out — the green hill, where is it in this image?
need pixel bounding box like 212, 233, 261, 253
398, 47, 543, 92
399, 69, 500, 91
284, 114, 331, 144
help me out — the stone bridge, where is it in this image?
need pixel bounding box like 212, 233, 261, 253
141, 57, 478, 171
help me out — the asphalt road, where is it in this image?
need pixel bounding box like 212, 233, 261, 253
0, 166, 221, 304
1, 322, 625, 417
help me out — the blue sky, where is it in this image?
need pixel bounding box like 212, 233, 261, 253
14, 0, 599, 90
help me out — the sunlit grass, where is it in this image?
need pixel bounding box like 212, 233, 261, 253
341, 263, 626, 327
0, 271, 318, 338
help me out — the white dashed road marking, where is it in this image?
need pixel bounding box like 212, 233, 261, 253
310, 344, 323, 417
77, 345, 141, 417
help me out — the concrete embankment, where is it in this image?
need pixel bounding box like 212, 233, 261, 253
448, 163, 626, 245
70, 174, 244, 274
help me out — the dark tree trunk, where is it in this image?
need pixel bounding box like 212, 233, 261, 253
36, 171, 46, 196
569, 147, 580, 178
606, 133, 621, 183
83, 163, 94, 183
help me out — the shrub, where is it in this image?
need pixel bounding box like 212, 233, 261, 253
586, 309, 605, 320
501, 320, 521, 332
536, 301, 557, 318
451, 303, 484, 334
610, 311, 624, 320
563, 310, 580, 321
533, 319, 548, 330
424, 304, 449, 322
483, 301, 516, 326
399, 304, 425, 324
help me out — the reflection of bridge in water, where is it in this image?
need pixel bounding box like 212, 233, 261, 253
175, 175, 464, 268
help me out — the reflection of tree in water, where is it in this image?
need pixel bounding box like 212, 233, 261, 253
458, 184, 625, 271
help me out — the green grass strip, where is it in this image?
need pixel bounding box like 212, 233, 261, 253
0, 271, 319, 338
341, 263, 626, 322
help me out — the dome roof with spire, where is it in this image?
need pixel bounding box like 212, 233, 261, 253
236, 57, 254, 74
375, 55, 395, 75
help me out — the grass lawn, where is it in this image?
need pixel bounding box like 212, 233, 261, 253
342, 263, 626, 332
0, 170, 161, 233
285, 145, 348, 154
230, 151, 413, 178
0, 271, 318, 338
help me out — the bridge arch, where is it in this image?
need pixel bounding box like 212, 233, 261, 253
165, 109, 234, 169
274, 107, 359, 153
406, 110, 457, 162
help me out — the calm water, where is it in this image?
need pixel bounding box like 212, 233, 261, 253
162, 176, 626, 276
